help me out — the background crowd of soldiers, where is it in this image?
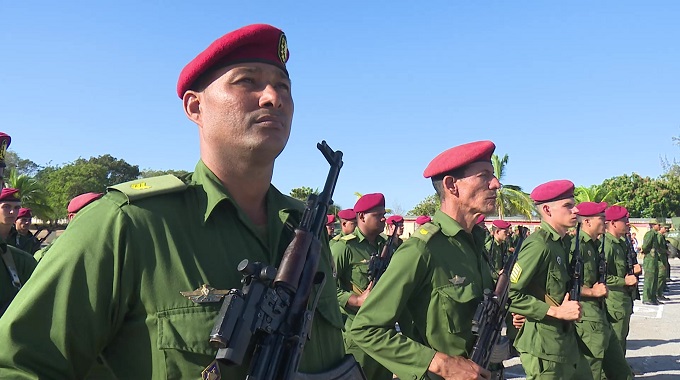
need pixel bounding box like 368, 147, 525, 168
0, 24, 675, 380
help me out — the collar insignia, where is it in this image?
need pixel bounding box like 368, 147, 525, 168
180, 284, 230, 304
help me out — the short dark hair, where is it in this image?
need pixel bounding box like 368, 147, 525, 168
431, 167, 467, 201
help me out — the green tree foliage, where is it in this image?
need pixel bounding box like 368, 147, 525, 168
491, 154, 534, 219
140, 169, 191, 178
5, 150, 41, 177
409, 194, 439, 216
289, 186, 318, 201
81, 154, 140, 184
600, 173, 680, 218
574, 185, 618, 204
6, 169, 54, 219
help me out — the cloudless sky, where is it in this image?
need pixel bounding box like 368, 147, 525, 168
2, 1, 679, 214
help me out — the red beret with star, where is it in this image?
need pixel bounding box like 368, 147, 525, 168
492, 219, 511, 229
0, 188, 20, 202
337, 209, 356, 220
530, 180, 575, 204
354, 193, 385, 213
415, 215, 431, 225
67, 192, 103, 214
576, 202, 608, 216
386, 215, 404, 225
177, 24, 289, 98
605, 205, 629, 221
326, 214, 336, 225
17, 208, 31, 219
423, 140, 496, 179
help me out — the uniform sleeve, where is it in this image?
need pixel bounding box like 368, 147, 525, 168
350, 240, 435, 380
0, 197, 134, 378
508, 238, 551, 320
604, 241, 626, 289
330, 240, 353, 310
641, 231, 654, 252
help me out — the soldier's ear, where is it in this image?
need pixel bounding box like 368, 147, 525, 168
443, 176, 457, 196
183, 90, 202, 125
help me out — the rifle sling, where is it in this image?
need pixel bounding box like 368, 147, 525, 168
528, 282, 560, 307
0, 245, 22, 291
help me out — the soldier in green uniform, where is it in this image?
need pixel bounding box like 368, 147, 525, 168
657, 224, 670, 301
485, 219, 511, 281
603, 206, 641, 355
350, 140, 499, 380
508, 180, 584, 380
8, 207, 41, 254
641, 219, 662, 305
571, 202, 632, 380
385, 214, 405, 249
331, 193, 392, 380
0, 188, 37, 317
329, 208, 356, 248
327, 214, 337, 239
0, 24, 347, 379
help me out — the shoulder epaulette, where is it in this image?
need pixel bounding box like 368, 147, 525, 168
108, 175, 187, 203
331, 234, 342, 241
411, 222, 440, 243
341, 234, 357, 241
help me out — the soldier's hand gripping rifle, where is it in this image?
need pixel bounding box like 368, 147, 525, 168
625, 235, 641, 300
568, 222, 583, 302
208, 141, 364, 380
469, 230, 525, 369
367, 219, 401, 286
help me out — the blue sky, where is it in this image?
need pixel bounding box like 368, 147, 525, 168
2, 1, 679, 214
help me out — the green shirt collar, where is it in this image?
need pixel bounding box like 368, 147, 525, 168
540, 220, 564, 242
432, 210, 487, 249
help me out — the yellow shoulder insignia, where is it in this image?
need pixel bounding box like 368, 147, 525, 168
510, 264, 522, 283
108, 174, 187, 203
411, 222, 440, 243
341, 234, 357, 241
332, 234, 342, 241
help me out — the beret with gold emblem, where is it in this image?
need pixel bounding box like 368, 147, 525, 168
67, 192, 104, 214
530, 180, 575, 204
177, 24, 289, 98
423, 140, 496, 179
605, 205, 629, 221
0, 188, 20, 202
354, 193, 385, 213
576, 201, 608, 217
337, 209, 356, 220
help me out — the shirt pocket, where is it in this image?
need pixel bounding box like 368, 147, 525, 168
546, 269, 566, 302
157, 306, 220, 380
435, 283, 478, 334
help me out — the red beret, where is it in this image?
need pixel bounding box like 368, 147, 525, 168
576, 202, 608, 216
17, 208, 31, 219
530, 180, 575, 204
354, 193, 385, 213
0, 188, 20, 202
326, 214, 336, 225
423, 140, 496, 179
415, 215, 431, 225
386, 215, 404, 225
605, 205, 629, 221
337, 209, 356, 220
0, 132, 11, 161
492, 219, 511, 229
67, 192, 103, 214
476, 214, 486, 224
177, 24, 289, 98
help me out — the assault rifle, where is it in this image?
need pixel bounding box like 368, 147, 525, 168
568, 223, 583, 302
625, 235, 641, 300
597, 236, 607, 308
208, 141, 365, 380
367, 219, 401, 286
470, 230, 525, 368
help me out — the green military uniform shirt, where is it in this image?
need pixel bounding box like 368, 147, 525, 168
604, 232, 636, 319
0, 242, 36, 316
0, 160, 345, 379
508, 220, 580, 365
641, 229, 660, 302
349, 210, 493, 380
7, 227, 41, 255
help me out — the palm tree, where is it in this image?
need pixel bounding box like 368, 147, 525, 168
574, 185, 619, 205
6, 169, 55, 220
491, 154, 535, 219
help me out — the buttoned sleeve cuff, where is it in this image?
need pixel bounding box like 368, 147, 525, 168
411, 348, 437, 380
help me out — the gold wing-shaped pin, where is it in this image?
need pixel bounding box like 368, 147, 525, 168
180, 284, 230, 304
449, 275, 466, 285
